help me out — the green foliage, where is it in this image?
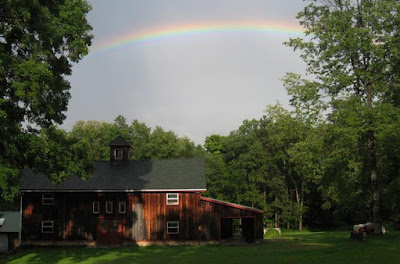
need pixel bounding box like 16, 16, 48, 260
0, 0, 93, 201
203, 104, 319, 229
70, 116, 204, 161
264, 229, 280, 239
281, 0, 400, 228
27, 126, 94, 183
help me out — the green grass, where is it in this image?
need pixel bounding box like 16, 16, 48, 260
1, 231, 400, 264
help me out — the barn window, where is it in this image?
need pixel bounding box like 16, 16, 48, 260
166, 193, 179, 205
106, 201, 113, 214
206, 203, 213, 212
42, 193, 54, 205
41, 221, 54, 233
93, 201, 100, 214
167, 221, 179, 234
119, 201, 126, 214
115, 149, 123, 160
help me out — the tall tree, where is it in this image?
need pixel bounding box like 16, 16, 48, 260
204, 135, 230, 200
69, 120, 118, 160
0, 0, 93, 200
285, 0, 400, 233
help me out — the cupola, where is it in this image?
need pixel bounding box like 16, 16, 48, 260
109, 136, 130, 163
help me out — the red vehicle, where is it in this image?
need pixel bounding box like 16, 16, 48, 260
350, 222, 385, 240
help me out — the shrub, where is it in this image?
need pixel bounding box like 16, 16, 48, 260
264, 229, 280, 239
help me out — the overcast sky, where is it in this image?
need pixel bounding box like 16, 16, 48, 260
63, 0, 308, 144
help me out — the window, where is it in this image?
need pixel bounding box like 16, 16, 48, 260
167, 221, 179, 234
119, 201, 126, 214
41, 221, 54, 233
115, 149, 123, 160
106, 201, 113, 214
205, 203, 213, 212
93, 201, 100, 214
42, 193, 54, 205
166, 193, 179, 205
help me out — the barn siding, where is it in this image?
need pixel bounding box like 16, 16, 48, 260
199, 200, 264, 241
22, 192, 204, 242
21, 192, 263, 243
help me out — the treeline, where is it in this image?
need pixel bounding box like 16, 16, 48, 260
204, 103, 400, 230
69, 116, 204, 161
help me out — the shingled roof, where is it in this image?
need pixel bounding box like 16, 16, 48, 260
19, 158, 206, 191
109, 135, 131, 147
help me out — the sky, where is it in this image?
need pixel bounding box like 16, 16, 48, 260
63, 0, 308, 145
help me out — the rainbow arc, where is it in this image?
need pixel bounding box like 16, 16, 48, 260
91, 21, 304, 54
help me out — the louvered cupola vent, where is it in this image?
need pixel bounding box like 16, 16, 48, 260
109, 136, 130, 164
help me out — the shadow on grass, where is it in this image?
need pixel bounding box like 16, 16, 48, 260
0, 245, 226, 264
1, 232, 400, 264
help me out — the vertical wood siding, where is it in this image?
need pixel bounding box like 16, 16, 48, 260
22, 192, 203, 242
199, 200, 264, 241
21, 192, 263, 242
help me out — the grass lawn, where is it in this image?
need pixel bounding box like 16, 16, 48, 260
1, 231, 399, 264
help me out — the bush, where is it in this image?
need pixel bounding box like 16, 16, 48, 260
264, 229, 280, 239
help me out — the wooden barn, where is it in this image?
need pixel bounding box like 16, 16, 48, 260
18, 136, 263, 246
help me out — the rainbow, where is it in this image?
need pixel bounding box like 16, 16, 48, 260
91, 21, 304, 54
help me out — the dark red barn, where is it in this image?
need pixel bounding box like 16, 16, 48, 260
18, 136, 263, 246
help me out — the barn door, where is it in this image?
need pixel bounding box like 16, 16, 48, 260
97, 218, 122, 244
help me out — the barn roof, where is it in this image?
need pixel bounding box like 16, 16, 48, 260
19, 158, 206, 192
0, 211, 20, 233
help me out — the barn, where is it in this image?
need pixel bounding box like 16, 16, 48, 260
18, 136, 263, 245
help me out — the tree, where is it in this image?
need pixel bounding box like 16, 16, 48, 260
27, 126, 94, 183
204, 135, 230, 200
69, 120, 118, 160
285, 0, 400, 233
0, 0, 93, 200
128, 120, 152, 160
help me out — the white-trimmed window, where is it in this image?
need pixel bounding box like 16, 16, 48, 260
41, 221, 54, 233
115, 149, 123, 160
106, 201, 113, 214
93, 201, 100, 214
42, 193, 54, 205
167, 221, 179, 234
119, 201, 126, 214
166, 193, 179, 205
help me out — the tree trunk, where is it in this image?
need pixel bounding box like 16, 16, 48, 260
366, 83, 382, 234
277, 214, 280, 228
295, 187, 303, 231
299, 194, 303, 232
274, 195, 279, 228
263, 187, 267, 204
369, 131, 382, 234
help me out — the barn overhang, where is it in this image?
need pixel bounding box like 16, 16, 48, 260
200, 196, 263, 214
